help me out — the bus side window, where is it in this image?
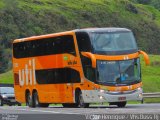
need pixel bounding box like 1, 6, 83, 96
76, 32, 92, 52
61, 36, 76, 55
53, 36, 76, 56
13, 35, 76, 58
81, 56, 95, 82
36, 68, 80, 84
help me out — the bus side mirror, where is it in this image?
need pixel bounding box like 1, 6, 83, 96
81, 52, 96, 68
138, 50, 150, 66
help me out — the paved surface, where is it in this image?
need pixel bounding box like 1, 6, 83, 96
0, 104, 159, 120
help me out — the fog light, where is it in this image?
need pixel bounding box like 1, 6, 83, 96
99, 96, 103, 99
99, 95, 106, 100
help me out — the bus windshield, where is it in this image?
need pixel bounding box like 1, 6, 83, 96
96, 58, 141, 85
90, 31, 138, 54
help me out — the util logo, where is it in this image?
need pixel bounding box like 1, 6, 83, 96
18, 59, 36, 86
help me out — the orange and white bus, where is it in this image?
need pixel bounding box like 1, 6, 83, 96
12, 28, 149, 108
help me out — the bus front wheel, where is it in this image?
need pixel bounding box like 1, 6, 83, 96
76, 91, 89, 108
117, 101, 127, 108
109, 101, 127, 108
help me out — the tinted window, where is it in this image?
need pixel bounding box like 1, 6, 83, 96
90, 31, 138, 55
76, 32, 92, 52
36, 68, 80, 84
13, 35, 76, 58
76, 32, 95, 82
96, 58, 141, 86
82, 56, 95, 82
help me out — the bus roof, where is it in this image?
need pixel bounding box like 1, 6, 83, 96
74, 27, 131, 33
13, 31, 74, 43
13, 28, 131, 43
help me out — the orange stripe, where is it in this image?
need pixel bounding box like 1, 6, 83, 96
95, 52, 139, 61
99, 82, 142, 91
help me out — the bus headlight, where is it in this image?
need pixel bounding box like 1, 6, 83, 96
137, 87, 142, 91
99, 89, 105, 93
98, 89, 109, 94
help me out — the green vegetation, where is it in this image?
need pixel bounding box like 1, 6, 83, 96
142, 55, 160, 93
0, 0, 160, 72
0, 70, 13, 84
141, 55, 160, 103
132, 0, 160, 10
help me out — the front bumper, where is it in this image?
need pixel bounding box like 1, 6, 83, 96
82, 88, 143, 103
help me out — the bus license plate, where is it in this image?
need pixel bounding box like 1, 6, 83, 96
118, 97, 126, 101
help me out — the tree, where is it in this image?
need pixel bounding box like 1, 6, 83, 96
0, 46, 9, 73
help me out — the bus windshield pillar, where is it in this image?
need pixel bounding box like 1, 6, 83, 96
81, 52, 96, 68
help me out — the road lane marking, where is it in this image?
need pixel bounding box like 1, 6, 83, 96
0, 107, 81, 114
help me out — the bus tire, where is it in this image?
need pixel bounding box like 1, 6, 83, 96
76, 91, 89, 108
117, 101, 127, 108
26, 92, 33, 107
62, 103, 70, 108
32, 92, 39, 108
32, 92, 49, 108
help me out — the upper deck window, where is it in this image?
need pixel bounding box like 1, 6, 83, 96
90, 31, 138, 55
76, 32, 92, 52
13, 35, 76, 58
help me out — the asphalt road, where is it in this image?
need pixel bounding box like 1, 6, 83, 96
0, 104, 159, 120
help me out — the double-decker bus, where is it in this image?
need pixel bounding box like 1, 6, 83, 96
12, 28, 149, 108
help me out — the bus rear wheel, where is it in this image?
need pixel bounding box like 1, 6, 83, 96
26, 92, 33, 107
109, 101, 127, 108
32, 92, 49, 108
32, 92, 39, 108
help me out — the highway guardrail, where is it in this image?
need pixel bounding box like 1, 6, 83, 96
141, 92, 160, 103
143, 92, 160, 98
